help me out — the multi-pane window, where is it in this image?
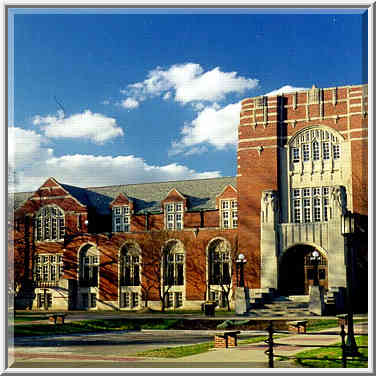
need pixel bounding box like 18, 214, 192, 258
121, 292, 139, 308
82, 293, 97, 309
34, 254, 63, 282
220, 200, 238, 229
37, 292, 52, 308
113, 206, 131, 233
290, 128, 341, 164
209, 290, 227, 308
165, 252, 184, 286
35, 206, 65, 241
312, 141, 320, 160
302, 144, 310, 162
323, 142, 330, 160
333, 144, 340, 160
165, 203, 184, 230
165, 291, 183, 309
292, 187, 331, 223
80, 246, 99, 287
209, 240, 231, 285
120, 245, 140, 286
292, 147, 300, 163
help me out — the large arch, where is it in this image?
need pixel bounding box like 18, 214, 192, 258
279, 243, 328, 296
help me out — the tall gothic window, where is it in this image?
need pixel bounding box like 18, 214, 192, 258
35, 206, 65, 241
163, 241, 184, 286
208, 239, 231, 285
120, 243, 140, 286
79, 245, 99, 287
290, 128, 341, 164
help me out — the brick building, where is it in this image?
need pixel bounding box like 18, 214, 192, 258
10, 83, 368, 312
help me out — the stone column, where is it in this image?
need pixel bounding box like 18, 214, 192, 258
260, 190, 279, 290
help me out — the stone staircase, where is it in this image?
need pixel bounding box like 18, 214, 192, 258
247, 294, 310, 318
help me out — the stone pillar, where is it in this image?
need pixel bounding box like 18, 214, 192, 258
260, 190, 279, 290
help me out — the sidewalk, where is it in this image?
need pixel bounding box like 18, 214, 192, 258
165, 322, 368, 367
10, 322, 368, 369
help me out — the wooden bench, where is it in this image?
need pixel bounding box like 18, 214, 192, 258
48, 313, 67, 325
287, 320, 308, 334
214, 331, 241, 348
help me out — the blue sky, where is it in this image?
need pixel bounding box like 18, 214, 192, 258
8, 8, 368, 192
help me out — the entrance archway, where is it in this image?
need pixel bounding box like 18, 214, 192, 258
279, 245, 328, 296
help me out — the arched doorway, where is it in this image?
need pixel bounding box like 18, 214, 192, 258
279, 245, 328, 296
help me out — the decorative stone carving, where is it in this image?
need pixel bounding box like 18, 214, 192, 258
261, 190, 279, 224
331, 185, 347, 215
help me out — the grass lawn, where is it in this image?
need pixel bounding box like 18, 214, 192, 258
135, 335, 287, 358
293, 336, 368, 368
306, 318, 367, 332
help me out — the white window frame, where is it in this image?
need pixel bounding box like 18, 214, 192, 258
113, 205, 131, 233
220, 199, 238, 229
164, 203, 184, 230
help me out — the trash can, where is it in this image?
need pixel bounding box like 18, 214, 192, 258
204, 301, 217, 317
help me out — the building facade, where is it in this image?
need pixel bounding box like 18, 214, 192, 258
10, 83, 368, 312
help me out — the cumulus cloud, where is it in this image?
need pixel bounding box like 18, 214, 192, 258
9, 127, 220, 192
33, 110, 124, 144
264, 85, 309, 96
121, 63, 258, 107
120, 98, 139, 109
8, 127, 52, 169
170, 102, 241, 156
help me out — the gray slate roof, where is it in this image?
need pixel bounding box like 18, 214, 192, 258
13, 177, 237, 215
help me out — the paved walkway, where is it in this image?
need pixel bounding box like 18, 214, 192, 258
9, 322, 368, 369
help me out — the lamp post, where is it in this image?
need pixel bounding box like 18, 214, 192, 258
310, 250, 321, 286
341, 211, 359, 357
236, 253, 247, 287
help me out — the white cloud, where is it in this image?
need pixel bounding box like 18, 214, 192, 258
170, 102, 241, 156
33, 110, 124, 144
8, 127, 52, 169
101, 100, 110, 105
9, 127, 220, 192
121, 63, 258, 107
120, 98, 139, 109
264, 85, 309, 96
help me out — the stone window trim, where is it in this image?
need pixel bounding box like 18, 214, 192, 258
164, 202, 184, 231
112, 205, 131, 233
219, 199, 238, 229
34, 253, 63, 282
35, 205, 65, 242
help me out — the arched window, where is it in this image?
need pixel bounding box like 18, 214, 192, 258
79, 245, 99, 287
289, 128, 341, 165
208, 239, 231, 285
120, 243, 140, 286
35, 206, 65, 241
163, 241, 184, 286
